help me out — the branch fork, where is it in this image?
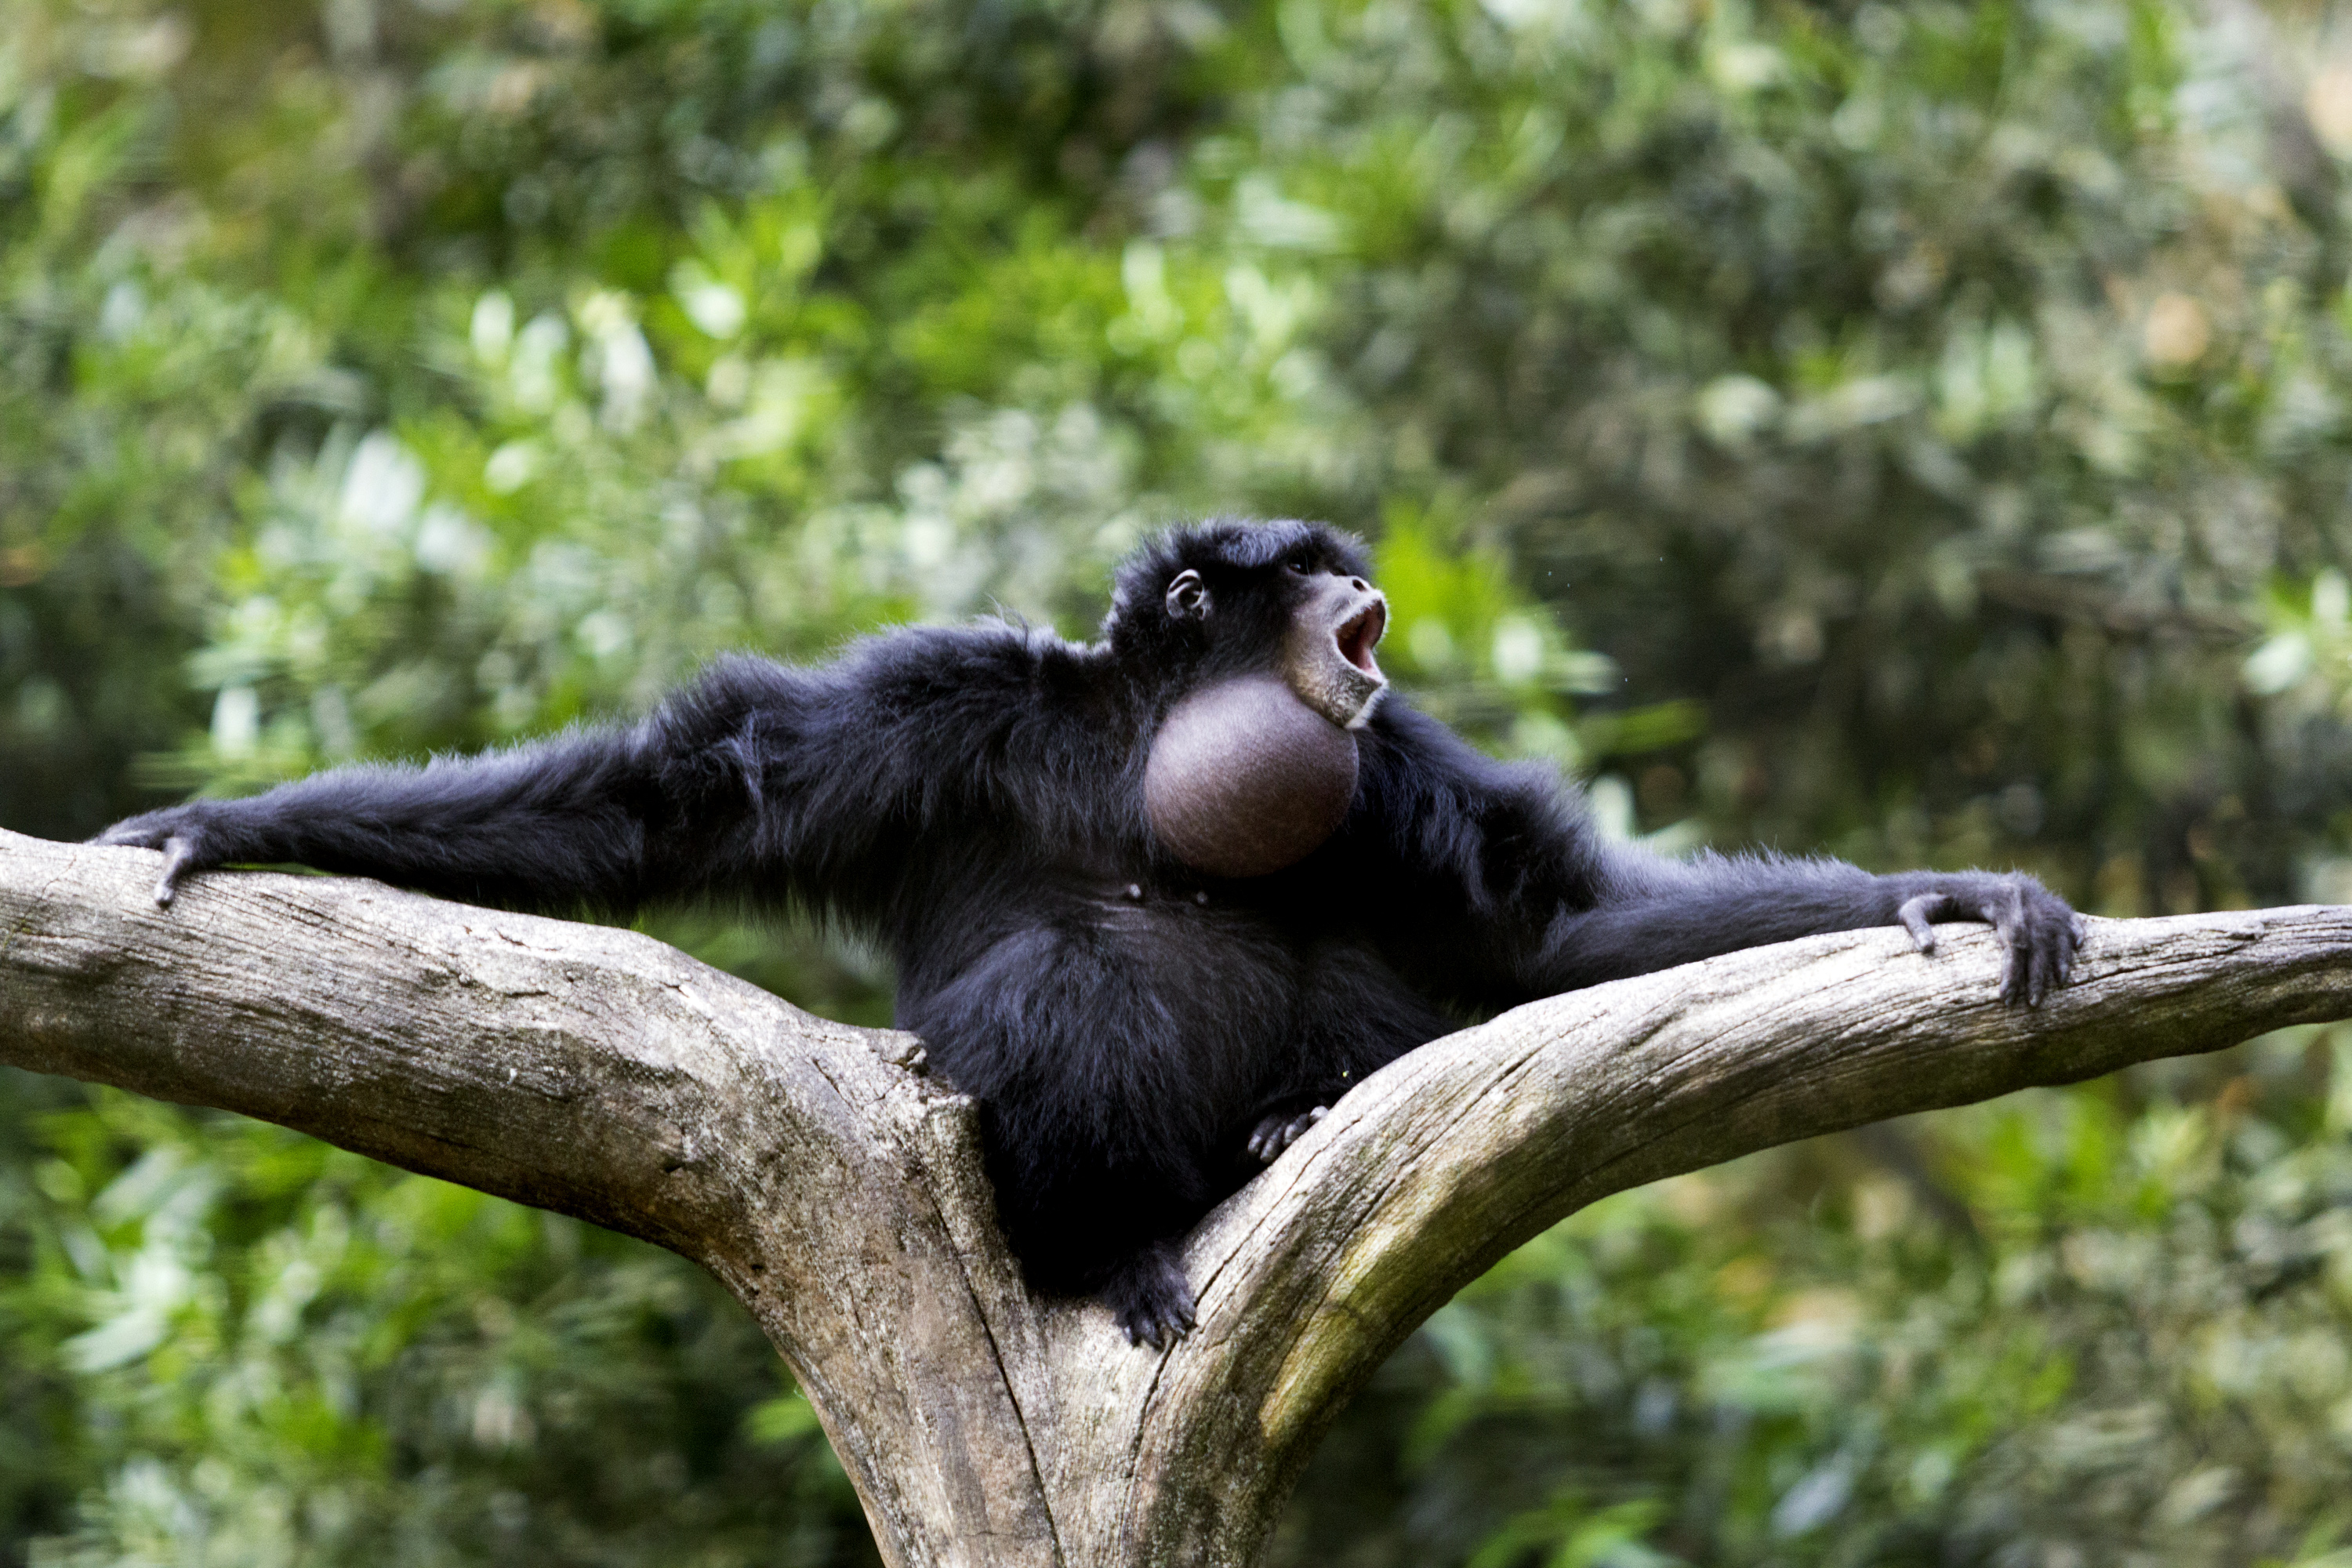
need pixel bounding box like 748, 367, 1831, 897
5, 826, 2348, 1566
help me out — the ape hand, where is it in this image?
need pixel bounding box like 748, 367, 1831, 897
1896, 873, 2084, 1007
90, 803, 238, 907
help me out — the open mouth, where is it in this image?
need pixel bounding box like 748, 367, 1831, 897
1335, 602, 1386, 677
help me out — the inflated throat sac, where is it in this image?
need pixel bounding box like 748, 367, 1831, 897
1143, 674, 1359, 880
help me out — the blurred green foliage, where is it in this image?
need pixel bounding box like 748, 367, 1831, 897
11, 0, 2352, 1562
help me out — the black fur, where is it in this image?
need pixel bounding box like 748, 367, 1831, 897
95, 519, 2080, 1345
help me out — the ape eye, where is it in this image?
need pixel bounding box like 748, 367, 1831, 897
1283, 554, 1314, 575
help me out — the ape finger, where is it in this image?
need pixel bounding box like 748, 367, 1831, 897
2046, 918, 2079, 999
1995, 925, 2036, 1007
1897, 894, 1942, 952
154, 837, 198, 908
1984, 883, 2031, 1006
2027, 930, 2058, 1007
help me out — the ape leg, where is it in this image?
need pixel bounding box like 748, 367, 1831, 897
912, 927, 1232, 1348
978, 1127, 1207, 1347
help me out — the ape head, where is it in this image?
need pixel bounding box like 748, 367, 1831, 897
1112, 521, 1391, 879
1105, 518, 1388, 728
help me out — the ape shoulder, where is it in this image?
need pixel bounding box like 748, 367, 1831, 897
1351, 699, 1597, 849
656, 624, 1119, 763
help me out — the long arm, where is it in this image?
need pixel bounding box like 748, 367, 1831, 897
96, 684, 764, 912
93, 627, 1053, 918
1545, 847, 2081, 1006
1354, 702, 2080, 1011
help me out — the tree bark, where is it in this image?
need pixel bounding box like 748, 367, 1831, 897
5, 824, 2350, 1566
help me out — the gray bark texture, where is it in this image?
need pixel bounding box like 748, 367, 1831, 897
5, 824, 2352, 1566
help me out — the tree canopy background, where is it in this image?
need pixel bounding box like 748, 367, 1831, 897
9, 0, 2352, 1563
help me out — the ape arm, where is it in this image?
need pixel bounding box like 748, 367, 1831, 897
1544, 847, 2081, 1007
1356, 704, 2080, 1010
95, 728, 701, 911
94, 629, 1052, 917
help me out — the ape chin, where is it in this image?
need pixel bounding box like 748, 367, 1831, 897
94, 518, 2082, 1348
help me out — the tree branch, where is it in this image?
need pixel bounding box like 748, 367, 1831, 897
0, 829, 1065, 1559
1150, 902, 2352, 1552
6, 825, 2349, 1567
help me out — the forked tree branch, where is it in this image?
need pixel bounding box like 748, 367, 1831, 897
5, 824, 2350, 1567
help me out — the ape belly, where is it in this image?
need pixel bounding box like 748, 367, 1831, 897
892, 885, 1450, 1290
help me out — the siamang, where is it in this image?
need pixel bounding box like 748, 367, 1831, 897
96, 520, 2081, 1346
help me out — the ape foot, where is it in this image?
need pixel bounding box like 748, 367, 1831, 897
1246, 1105, 1329, 1164
1102, 1242, 1195, 1349
1897, 873, 2087, 1007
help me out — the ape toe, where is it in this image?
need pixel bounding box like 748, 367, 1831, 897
1103, 1246, 1195, 1349
1246, 1105, 1329, 1165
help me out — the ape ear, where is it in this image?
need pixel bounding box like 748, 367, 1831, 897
1164, 569, 1211, 621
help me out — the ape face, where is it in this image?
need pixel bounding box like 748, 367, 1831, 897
1109, 519, 1388, 726
1276, 561, 1387, 730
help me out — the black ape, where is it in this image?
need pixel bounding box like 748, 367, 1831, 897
96, 520, 2080, 1346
